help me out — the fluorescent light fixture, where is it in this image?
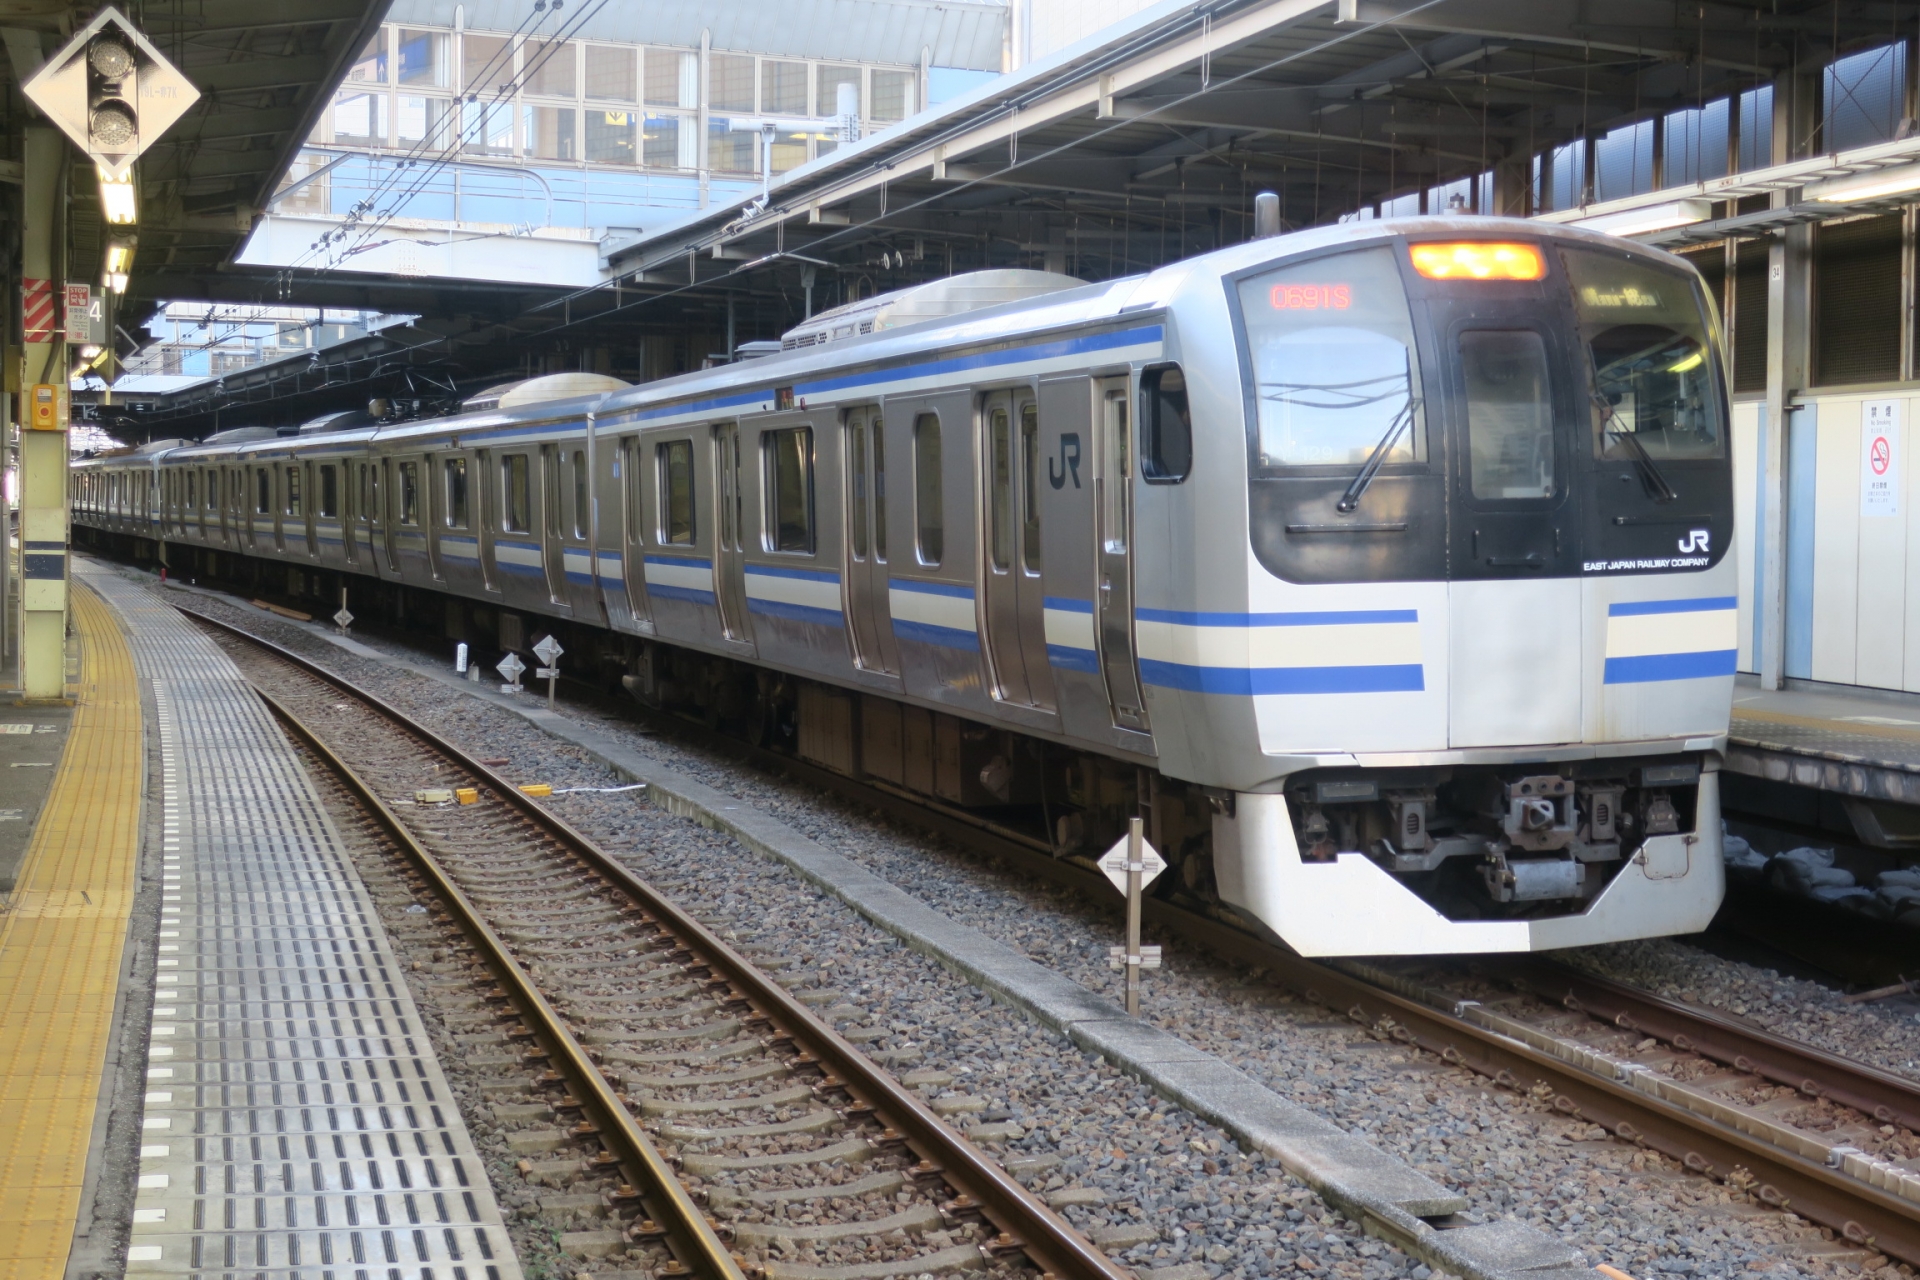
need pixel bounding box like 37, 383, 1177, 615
1807, 162, 1920, 204
79, 344, 102, 359
106, 271, 128, 294
97, 164, 136, 224
1570, 199, 1710, 238
104, 239, 133, 274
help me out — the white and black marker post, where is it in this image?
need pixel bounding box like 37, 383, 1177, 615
333, 587, 354, 636
533, 634, 564, 708
1102, 817, 1164, 1015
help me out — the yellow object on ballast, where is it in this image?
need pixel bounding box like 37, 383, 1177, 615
0, 584, 141, 1279
519, 783, 552, 797
455, 787, 479, 805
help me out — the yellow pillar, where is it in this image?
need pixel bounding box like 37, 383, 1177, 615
19, 126, 66, 700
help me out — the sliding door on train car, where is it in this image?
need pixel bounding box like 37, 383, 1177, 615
711, 422, 753, 646
618, 437, 652, 625
1094, 376, 1148, 731
842, 406, 899, 674
979, 389, 1055, 712
539, 445, 567, 604
475, 450, 500, 593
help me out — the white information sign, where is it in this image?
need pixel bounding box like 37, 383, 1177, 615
1098, 834, 1166, 895
534, 635, 564, 665
1863, 399, 1901, 519
496, 652, 526, 684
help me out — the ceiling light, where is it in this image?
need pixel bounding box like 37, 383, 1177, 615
79, 344, 102, 359
104, 238, 133, 274
1667, 351, 1705, 373
1569, 200, 1711, 238
1807, 163, 1920, 204
97, 164, 135, 224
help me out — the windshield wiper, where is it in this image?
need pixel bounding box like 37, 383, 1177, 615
1337, 397, 1420, 513
1594, 394, 1678, 503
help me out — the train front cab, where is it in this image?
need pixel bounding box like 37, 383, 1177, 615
1141, 220, 1734, 956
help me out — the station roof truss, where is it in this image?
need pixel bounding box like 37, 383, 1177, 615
581, 0, 1918, 306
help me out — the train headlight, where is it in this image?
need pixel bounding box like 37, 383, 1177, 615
1409, 241, 1544, 281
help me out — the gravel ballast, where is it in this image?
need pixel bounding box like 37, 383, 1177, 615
129, 565, 1914, 1278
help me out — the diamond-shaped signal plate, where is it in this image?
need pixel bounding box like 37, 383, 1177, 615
22, 6, 200, 178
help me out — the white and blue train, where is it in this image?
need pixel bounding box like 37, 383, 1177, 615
74, 216, 1737, 956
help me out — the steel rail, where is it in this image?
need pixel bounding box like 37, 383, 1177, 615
1504, 959, 1920, 1133
255, 684, 743, 1280
187, 605, 1136, 1280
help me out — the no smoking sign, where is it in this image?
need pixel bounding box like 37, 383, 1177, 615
1863, 399, 1901, 519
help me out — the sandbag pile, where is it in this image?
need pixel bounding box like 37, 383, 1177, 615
1725, 828, 1920, 924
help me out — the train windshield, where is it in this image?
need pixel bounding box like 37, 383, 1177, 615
1238, 246, 1424, 470
1561, 247, 1723, 461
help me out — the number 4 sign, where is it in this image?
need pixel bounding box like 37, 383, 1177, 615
1863, 400, 1901, 519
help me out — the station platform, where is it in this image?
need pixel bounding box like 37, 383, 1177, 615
0, 562, 522, 1280
1729, 678, 1920, 826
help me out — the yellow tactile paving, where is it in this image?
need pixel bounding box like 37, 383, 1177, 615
0, 583, 142, 1280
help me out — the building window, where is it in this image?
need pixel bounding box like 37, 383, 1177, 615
463, 34, 512, 95
710, 52, 755, 111
913, 413, 942, 566
1827, 43, 1908, 152
445, 457, 469, 527
644, 48, 694, 107
463, 100, 514, 155
348, 31, 387, 83
872, 69, 915, 122
1664, 101, 1730, 185
586, 109, 635, 163
817, 64, 860, 116
762, 60, 807, 115
657, 440, 694, 545
319, 465, 339, 518
764, 428, 813, 553
708, 120, 758, 174
526, 105, 576, 160
585, 45, 634, 101
333, 90, 387, 145
398, 95, 451, 146
397, 29, 449, 87
642, 114, 683, 168
1737, 85, 1773, 171
524, 37, 576, 97
1593, 120, 1654, 202
503, 454, 531, 533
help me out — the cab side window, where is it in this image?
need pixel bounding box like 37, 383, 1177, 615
1142, 364, 1192, 483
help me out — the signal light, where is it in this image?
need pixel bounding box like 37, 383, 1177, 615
1409, 241, 1544, 281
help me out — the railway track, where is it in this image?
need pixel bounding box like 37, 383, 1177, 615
191, 609, 1132, 1280
180, 592, 1920, 1269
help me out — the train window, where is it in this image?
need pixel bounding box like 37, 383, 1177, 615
572, 449, 588, 539
988, 405, 1013, 569
657, 440, 694, 544
1020, 403, 1042, 572
319, 466, 339, 518
363, 463, 380, 522
543, 447, 563, 537
1460, 330, 1555, 500
849, 417, 869, 559
205, 469, 217, 509
503, 454, 531, 532
285, 466, 303, 517
445, 458, 469, 527
1560, 247, 1725, 461
1141, 366, 1193, 483
764, 427, 814, 554
256, 468, 270, 515
186, 470, 197, 509
913, 413, 942, 566
399, 462, 421, 525
1235, 246, 1422, 472
872, 419, 887, 561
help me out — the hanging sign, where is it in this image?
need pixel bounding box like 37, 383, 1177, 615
1863, 400, 1901, 519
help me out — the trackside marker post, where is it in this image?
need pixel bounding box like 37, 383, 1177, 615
1102, 817, 1164, 1015
533, 635, 564, 708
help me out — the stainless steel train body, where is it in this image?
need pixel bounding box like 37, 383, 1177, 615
74, 217, 1737, 956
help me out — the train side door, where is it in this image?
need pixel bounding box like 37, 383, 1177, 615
978, 388, 1056, 711
380, 458, 399, 571
711, 422, 753, 645
539, 444, 567, 603
842, 406, 899, 674
619, 437, 651, 624
476, 449, 500, 592
1094, 376, 1148, 730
